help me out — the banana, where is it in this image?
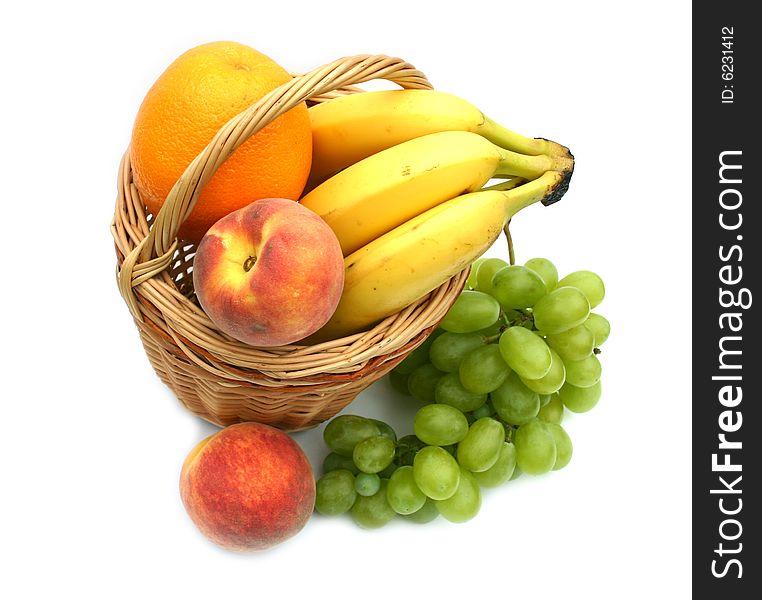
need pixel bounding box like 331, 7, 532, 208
307, 171, 567, 342
306, 89, 572, 190
300, 130, 569, 256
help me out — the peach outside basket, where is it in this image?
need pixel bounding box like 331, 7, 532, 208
111, 54, 468, 431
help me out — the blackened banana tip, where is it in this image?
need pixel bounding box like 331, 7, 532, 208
541, 165, 574, 206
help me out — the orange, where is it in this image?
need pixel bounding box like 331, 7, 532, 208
129, 41, 312, 244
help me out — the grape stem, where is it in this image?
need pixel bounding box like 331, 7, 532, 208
503, 221, 515, 265
481, 310, 535, 343
482, 332, 503, 344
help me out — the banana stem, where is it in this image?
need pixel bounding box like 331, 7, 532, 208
494, 147, 553, 180
480, 114, 573, 160
482, 177, 526, 192
495, 147, 574, 181
501, 170, 567, 216
479, 115, 549, 155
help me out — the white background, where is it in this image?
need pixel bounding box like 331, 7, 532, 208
1, 1, 691, 598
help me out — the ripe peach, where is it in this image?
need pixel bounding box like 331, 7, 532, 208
192, 197, 344, 346
179, 422, 316, 552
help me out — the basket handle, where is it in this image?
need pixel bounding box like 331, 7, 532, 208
118, 54, 432, 320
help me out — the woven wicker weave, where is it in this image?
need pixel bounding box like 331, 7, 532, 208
111, 54, 468, 431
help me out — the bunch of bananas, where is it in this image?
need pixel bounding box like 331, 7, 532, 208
299, 89, 574, 342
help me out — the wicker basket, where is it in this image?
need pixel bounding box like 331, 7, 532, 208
111, 54, 468, 431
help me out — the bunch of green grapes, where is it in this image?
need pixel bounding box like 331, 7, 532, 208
314, 257, 610, 528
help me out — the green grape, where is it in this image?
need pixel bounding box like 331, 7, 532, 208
466, 257, 489, 289
520, 347, 566, 395
440, 290, 501, 333
514, 420, 557, 475
498, 326, 552, 380
353, 435, 396, 474
559, 380, 602, 413
435, 372, 488, 412
387, 465, 427, 515
532, 286, 590, 334
441, 443, 457, 456
546, 324, 595, 362
470, 400, 495, 419
355, 472, 382, 497
474, 257, 510, 293
412, 446, 461, 500
490, 371, 540, 426
475, 319, 506, 338
524, 257, 559, 292
435, 467, 482, 523
407, 363, 445, 403
315, 470, 357, 515
378, 461, 399, 479
368, 419, 398, 443
546, 423, 573, 470
393, 342, 431, 375
557, 270, 605, 308
458, 344, 512, 394
393, 329, 443, 375
456, 417, 505, 472
323, 415, 381, 457
564, 354, 602, 388
351, 479, 396, 529
322, 451, 360, 475
403, 497, 440, 524
429, 332, 485, 373
491, 265, 547, 309
395, 434, 427, 466
320, 257, 608, 528
537, 393, 564, 424
472, 442, 517, 487
585, 313, 611, 346
413, 403, 470, 446
388, 370, 412, 396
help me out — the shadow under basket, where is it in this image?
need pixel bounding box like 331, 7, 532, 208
111, 54, 468, 431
